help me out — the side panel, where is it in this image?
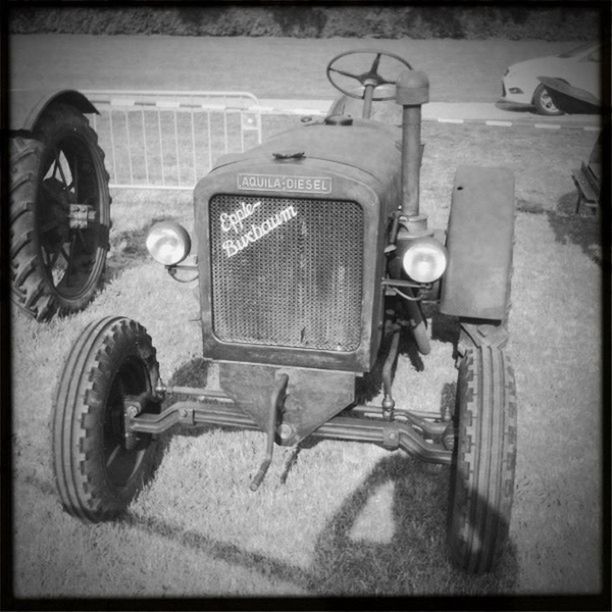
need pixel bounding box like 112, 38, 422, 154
439, 166, 515, 321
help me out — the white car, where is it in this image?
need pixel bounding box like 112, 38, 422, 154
501, 42, 602, 115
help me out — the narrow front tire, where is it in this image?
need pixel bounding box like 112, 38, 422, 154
447, 345, 517, 573
52, 316, 162, 522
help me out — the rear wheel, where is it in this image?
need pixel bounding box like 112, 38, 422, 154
10, 103, 111, 320
533, 83, 563, 116
52, 317, 162, 521
447, 345, 517, 572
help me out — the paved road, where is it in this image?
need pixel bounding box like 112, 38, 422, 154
11, 34, 601, 130
258, 98, 601, 130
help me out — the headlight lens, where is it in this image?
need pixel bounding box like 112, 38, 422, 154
146, 221, 191, 266
402, 237, 448, 283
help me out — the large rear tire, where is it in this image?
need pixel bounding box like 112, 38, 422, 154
447, 346, 517, 573
52, 317, 162, 522
10, 103, 111, 320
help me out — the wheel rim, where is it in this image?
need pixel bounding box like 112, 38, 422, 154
103, 356, 151, 489
37, 133, 106, 301
539, 88, 559, 113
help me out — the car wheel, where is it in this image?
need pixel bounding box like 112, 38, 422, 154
533, 83, 563, 116
447, 346, 517, 573
52, 316, 163, 522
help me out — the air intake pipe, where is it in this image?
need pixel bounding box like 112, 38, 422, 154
395, 70, 429, 224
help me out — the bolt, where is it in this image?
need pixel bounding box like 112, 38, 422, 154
126, 404, 139, 418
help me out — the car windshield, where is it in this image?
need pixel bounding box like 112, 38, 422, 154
558, 42, 596, 58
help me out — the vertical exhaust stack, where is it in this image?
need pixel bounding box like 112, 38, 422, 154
395, 70, 429, 230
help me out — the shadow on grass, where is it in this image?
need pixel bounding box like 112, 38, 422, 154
546, 192, 602, 265
515, 195, 602, 266
116, 452, 518, 595
23, 445, 518, 595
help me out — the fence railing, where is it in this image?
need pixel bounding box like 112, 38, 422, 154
84, 90, 262, 191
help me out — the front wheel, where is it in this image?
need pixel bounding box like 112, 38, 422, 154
533, 83, 563, 116
52, 316, 163, 522
447, 346, 517, 573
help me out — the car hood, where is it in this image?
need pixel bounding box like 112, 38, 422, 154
508, 56, 572, 75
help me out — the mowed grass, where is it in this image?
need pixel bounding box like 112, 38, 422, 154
10, 118, 602, 597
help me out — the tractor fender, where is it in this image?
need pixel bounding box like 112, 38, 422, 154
439, 165, 515, 321
9, 89, 98, 133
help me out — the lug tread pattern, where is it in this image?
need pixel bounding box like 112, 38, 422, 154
52, 317, 161, 522
448, 346, 517, 573
10, 104, 111, 321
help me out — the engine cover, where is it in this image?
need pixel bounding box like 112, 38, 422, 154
194, 119, 401, 373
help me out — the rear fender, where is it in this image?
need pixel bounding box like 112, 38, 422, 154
9, 89, 98, 132
439, 166, 515, 321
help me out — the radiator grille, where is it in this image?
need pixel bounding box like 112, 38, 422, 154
209, 194, 363, 351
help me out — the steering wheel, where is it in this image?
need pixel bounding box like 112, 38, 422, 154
326, 49, 413, 117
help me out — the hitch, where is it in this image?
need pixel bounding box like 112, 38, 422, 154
250, 372, 289, 491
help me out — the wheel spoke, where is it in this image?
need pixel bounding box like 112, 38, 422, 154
60, 244, 71, 264
329, 66, 361, 81
72, 156, 79, 195
51, 151, 61, 180
370, 52, 382, 74
49, 250, 61, 268
60, 236, 76, 284
106, 443, 122, 470
56, 152, 70, 187
40, 245, 50, 267
42, 245, 61, 269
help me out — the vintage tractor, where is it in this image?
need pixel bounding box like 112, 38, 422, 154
9, 89, 111, 320
51, 50, 517, 573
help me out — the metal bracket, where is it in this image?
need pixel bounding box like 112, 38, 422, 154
123, 395, 144, 450
250, 372, 289, 491
459, 321, 509, 353
69, 204, 96, 229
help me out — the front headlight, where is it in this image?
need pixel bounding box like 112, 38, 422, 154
146, 221, 191, 266
401, 236, 448, 283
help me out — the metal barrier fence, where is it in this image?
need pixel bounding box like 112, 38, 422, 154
84, 90, 263, 191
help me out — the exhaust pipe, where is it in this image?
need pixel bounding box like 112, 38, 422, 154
395, 70, 429, 220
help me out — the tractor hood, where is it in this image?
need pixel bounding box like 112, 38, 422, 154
208, 117, 402, 199
193, 117, 403, 373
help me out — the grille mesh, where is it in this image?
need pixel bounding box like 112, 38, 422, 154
209, 194, 363, 351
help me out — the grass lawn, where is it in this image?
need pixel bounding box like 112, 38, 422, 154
9, 115, 603, 598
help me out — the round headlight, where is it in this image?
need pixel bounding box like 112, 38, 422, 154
402, 237, 448, 283
146, 221, 191, 266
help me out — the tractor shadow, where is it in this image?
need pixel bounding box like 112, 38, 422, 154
306, 453, 519, 594
117, 451, 519, 596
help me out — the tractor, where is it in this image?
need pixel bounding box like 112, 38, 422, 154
9, 88, 111, 320
50, 50, 517, 573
